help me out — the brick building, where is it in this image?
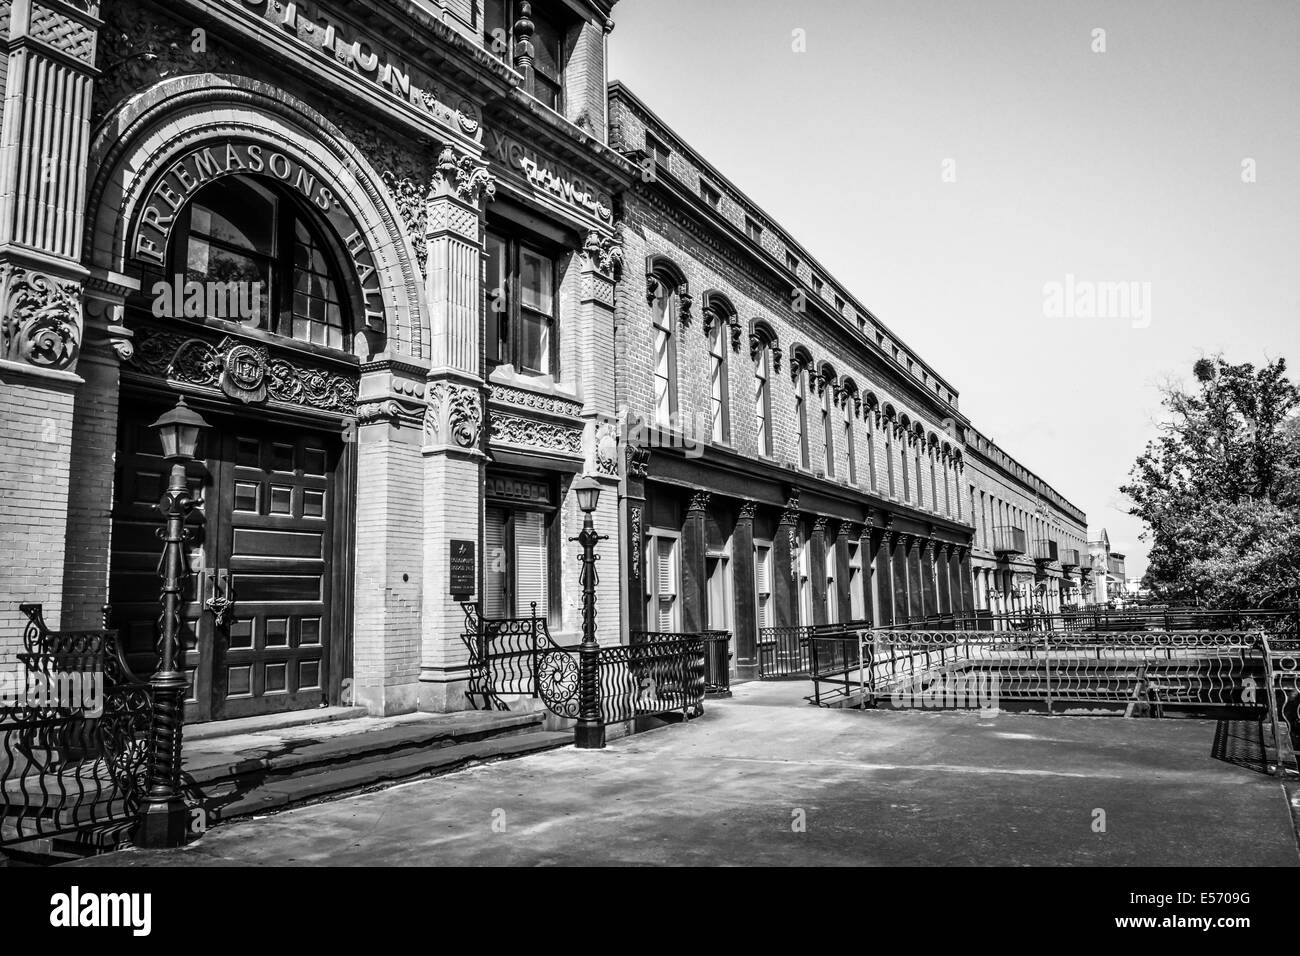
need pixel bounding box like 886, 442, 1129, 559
0, 0, 1086, 725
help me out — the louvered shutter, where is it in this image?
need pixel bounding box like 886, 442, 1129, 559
483, 507, 509, 618
514, 511, 548, 618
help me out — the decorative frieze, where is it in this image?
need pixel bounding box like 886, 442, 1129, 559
0, 266, 82, 371
489, 413, 582, 456
629, 505, 643, 580
488, 383, 583, 419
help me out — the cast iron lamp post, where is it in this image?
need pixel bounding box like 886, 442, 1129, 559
571, 475, 607, 749
138, 396, 209, 849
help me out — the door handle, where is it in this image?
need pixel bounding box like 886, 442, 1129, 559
204, 568, 233, 626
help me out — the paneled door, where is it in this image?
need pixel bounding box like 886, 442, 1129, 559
111, 395, 345, 722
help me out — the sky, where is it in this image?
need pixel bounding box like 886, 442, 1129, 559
606, 0, 1300, 579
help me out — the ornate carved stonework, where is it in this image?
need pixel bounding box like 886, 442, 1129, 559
357, 398, 423, 428
425, 380, 482, 448
0, 265, 82, 371
629, 505, 643, 580
626, 444, 651, 480
583, 229, 624, 279
687, 490, 711, 516
133, 330, 357, 413
677, 286, 693, 329
490, 413, 581, 455
436, 146, 496, 206
29, 3, 97, 64
488, 383, 583, 419
738, 500, 758, 521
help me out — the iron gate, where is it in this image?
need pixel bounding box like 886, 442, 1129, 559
1, 605, 152, 849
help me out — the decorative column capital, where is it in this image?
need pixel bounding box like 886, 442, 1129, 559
626, 443, 651, 480
687, 490, 711, 516
434, 146, 496, 207
582, 228, 624, 280
812, 516, 828, 536
0, 263, 83, 373
738, 499, 758, 522
423, 378, 483, 452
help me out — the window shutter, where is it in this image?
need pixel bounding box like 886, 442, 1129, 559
484, 507, 509, 618
755, 543, 772, 630
655, 537, 677, 631
514, 511, 548, 618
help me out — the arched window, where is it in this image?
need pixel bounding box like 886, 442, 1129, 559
171, 174, 349, 350
648, 269, 682, 427
819, 364, 836, 478
704, 293, 734, 445
791, 345, 812, 469
884, 406, 896, 497
841, 379, 859, 485
750, 322, 776, 457
865, 393, 879, 490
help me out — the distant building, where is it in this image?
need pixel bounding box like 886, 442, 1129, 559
1087, 530, 1127, 603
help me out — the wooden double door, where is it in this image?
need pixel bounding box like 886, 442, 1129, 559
110, 393, 350, 722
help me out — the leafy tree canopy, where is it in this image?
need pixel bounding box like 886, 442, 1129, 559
1121, 355, 1300, 608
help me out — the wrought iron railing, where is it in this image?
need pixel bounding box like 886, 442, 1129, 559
805, 628, 1268, 717
599, 637, 706, 723
633, 630, 731, 695
757, 626, 815, 677
1, 605, 153, 849
460, 603, 578, 712
1259, 632, 1300, 776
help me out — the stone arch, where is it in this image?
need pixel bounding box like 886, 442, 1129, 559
85, 74, 428, 360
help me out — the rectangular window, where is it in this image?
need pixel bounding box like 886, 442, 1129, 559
821, 387, 835, 478
745, 217, 763, 242
754, 540, 773, 629
811, 275, 824, 295
484, 1, 567, 112
845, 413, 857, 485
483, 505, 555, 623
848, 540, 865, 620
824, 536, 838, 626
700, 179, 722, 209
486, 229, 558, 376
645, 532, 680, 632
646, 132, 671, 171
709, 326, 729, 443
795, 370, 809, 469
834, 295, 845, 314
651, 280, 677, 427
706, 553, 732, 633
785, 251, 800, 274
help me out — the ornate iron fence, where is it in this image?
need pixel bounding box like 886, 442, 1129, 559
757, 626, 814, 677
633, 630, 731, 695
1, 605, 152, 849
806, 628, 1268, 717
1259, 633, 1300, 776
461, 605, 711, 725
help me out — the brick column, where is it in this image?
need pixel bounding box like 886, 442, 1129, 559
809, 517, 828, 626
731, 500, 758, 679
681, 491, 709, 632
352, 358, 429, 715
0, 0, 100, 646
773, 495, 799, 628
60, 276, 137, 627
417, 147, 494, 713
576, 230, 623, 644
835, 521, 853, 623
936, 543, 952, 617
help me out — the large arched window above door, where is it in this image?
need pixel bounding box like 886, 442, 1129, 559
168, 174, 351, 351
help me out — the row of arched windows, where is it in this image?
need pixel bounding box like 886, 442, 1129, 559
646, 257, 964, 520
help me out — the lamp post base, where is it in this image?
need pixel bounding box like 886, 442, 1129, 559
135, 797, 189, 849
574, 720, 605, 749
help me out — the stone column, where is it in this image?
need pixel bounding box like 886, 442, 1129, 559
959, 545, 976, 616
874, 520, 894, 626
906, 535, 924, 621
0, 0, 101, 645
936, 543, 952, 618
835, 521, 853, 623
921, 534, 938, 619
891, 531, 910, 624
623, 447, 650, 636
417, 146, 494, 713
731, 500, 758, 679
773, 494, 799, 628
809, 517, 828, 626
681, 490, 710, 632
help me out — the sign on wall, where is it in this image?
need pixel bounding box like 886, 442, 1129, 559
449, 539, 476, 596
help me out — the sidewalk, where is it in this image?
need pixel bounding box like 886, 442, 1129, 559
77, 681, 1300, 866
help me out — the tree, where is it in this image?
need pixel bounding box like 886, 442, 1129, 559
1121, 355, 1300, 607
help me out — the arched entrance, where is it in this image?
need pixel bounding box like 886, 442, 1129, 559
88, 77, 427, 721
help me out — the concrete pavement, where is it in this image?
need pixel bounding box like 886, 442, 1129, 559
77, 681, 1300, 866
